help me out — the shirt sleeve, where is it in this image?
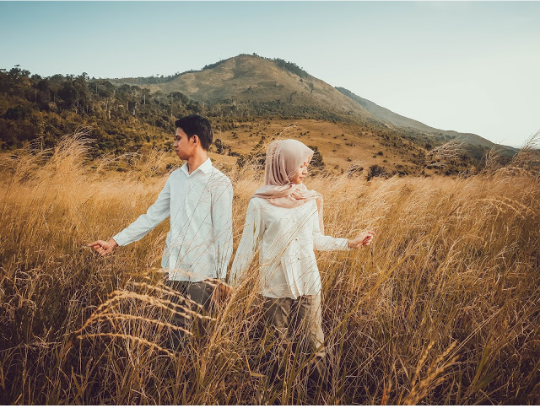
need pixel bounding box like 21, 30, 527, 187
312, 205, 349, 251
229, 198, 264, 287
211, 175, 234, 280
112, 176, 171, 246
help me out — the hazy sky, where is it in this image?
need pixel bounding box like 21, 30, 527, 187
0, 1, 538, 148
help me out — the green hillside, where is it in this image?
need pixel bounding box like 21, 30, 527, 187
0, 56, 516, 176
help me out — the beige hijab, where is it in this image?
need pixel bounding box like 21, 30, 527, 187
252, 139, 325, 233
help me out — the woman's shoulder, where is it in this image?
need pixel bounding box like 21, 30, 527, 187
250, 197, 270, 208
249, 197, 287, 214
250, 197, 317, 211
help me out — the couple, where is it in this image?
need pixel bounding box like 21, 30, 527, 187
89, 114, 374, 367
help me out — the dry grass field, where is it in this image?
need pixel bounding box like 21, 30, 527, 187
0, 133, 539, 404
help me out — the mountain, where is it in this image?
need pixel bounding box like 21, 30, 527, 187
112, 54, 377, 123
110, 53, 523, 163
111, 54, 517, 157
0, 58, 517, 177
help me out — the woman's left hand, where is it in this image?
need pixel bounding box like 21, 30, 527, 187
348, 230, 375, 248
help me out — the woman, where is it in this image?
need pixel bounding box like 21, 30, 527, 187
230, 139, 374, 379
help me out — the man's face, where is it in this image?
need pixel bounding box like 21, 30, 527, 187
174, 127, 195, 160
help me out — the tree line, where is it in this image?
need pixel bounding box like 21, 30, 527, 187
0, 66, 210, 156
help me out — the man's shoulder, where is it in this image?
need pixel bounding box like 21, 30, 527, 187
209, 166, 232, 185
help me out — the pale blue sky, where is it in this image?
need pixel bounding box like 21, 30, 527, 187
0, 1, 539, 148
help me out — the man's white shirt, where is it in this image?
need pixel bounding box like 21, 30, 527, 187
113, 158, 233, 282
230, 197, 349, 299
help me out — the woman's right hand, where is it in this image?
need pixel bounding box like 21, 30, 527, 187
348, 231, 375, 249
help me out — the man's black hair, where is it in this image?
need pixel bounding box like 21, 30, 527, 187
175, 114, 213, 151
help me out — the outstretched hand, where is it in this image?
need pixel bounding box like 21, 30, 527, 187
212, 281, 233, 306
348, 230, 375, 249
88, 239, 118, 257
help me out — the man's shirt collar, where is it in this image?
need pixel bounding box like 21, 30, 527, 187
180, 157, 212, 176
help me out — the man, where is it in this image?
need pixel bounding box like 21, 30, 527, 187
89, 114, 233, 346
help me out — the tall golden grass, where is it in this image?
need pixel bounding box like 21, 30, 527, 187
0, 131, 539, 404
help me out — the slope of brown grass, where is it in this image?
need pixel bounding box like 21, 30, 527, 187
0, 134, 539, 404
209, 118, 427, 175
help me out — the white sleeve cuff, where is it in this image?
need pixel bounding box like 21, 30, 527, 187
337, 238, 350, 250
112, 231, 130, 247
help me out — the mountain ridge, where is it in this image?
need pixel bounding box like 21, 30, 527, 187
110, 54, 516, 156
335, 86, 518, 156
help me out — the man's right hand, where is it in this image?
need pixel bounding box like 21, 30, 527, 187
88, 238, 118, 257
